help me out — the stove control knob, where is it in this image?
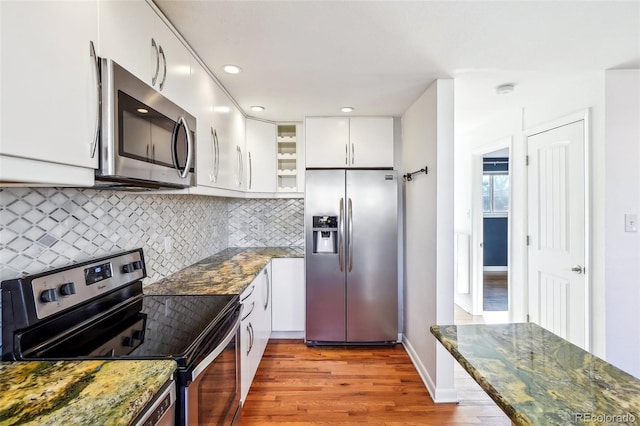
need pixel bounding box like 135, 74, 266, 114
122, 261, 143, 273
59, 282, 76, 296
40, 288, 58, 303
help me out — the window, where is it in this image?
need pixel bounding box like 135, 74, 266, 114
483, 173, 509, 213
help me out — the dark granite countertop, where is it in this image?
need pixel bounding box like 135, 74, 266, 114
0, 360, 176, 426
431, 322, 640, 426
144, 246, 303, 295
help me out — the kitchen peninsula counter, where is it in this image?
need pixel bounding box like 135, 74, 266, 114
144, 246, 303, 295
431, 323, 640, 425
0, 360, 176, 426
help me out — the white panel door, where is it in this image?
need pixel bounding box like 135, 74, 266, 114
527, 119, 587, 348
349, 117, 394, 168
305, 118, 350, 167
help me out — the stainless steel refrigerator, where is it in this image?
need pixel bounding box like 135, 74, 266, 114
305, 169, 398, 344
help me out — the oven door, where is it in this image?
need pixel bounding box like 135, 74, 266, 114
179, 305, 241, 426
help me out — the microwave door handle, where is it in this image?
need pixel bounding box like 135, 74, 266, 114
171, 116, 194, 179
89, 41, 100, 159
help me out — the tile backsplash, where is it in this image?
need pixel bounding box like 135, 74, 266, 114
228, 198, 304, 247
0, 188, 229, 283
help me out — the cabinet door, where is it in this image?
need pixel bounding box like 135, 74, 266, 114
0, 1, 99, 179
271, 258, 305, 333
305, 118, 350, 168
99, 0, 192, 109
349, 117, 394, 168
192, 63, 217, 188
246, 119, 277, 193
240, 282, 257, 403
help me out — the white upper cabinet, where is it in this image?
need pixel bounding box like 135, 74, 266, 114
246, 119, 277, 193
349, 117, 394, 168
305, 118, 350, 168
305, 117, 394, 168
99, 0, 192, 110
0, 0, 99, 185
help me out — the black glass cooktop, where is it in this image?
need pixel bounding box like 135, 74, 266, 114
18, 293, 239, 364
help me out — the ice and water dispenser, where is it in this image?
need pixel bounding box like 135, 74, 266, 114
312, 216, 338, 254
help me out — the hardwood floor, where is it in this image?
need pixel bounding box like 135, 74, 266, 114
237, 339, 510, 425
482, 272, 508, 311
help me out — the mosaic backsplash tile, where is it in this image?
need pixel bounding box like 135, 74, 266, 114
0, 188, 229, 284
228, 198, 304, 247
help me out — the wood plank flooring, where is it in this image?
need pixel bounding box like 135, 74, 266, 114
237, 339, 510, 425
483, 272, 508, 311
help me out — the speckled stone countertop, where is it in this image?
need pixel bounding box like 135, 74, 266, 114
0, 360, 176, 426
431, 323, 640, 425
144, 246, 303, 295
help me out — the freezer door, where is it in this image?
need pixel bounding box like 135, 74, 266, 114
305, 169, 347, 342
346, 170, 398, 342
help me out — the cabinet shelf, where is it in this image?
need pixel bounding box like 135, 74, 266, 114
278, 153, 297, 160
278, 169, 297, 176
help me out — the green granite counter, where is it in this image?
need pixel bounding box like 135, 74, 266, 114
144, 246, 303, 295
0, 360, 176, 426
431, 323, 640, 425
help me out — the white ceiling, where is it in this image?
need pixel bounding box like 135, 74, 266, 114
154, 0, 640, 123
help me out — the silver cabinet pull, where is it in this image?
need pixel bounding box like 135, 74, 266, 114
235, 145, 243, 187
247, 322, 254, 356
214, 129, 220, 182
158, 45, 167, 91
151, 38, 160, 86
171, 116, 193, 179
248, 152, 253, 190
241, 301, 255, 320
571, 265, 584, 274
241, 284, 255, 301
263, 268, 270, 310
345, 144, 348, 165
351, 144, 354, 165
348, 197, 353, 272
210, 128, 218, 183
89, 41, 100, 159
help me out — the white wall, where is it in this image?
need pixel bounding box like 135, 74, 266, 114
454, 72, 608, 357
605, 69, 640, 378
402, 79, 456, 402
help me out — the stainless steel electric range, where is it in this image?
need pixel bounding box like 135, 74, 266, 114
1, 248, 240, 426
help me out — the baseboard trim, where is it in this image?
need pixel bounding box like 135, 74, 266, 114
402, 334, 459, 403
270, 331, 304, 339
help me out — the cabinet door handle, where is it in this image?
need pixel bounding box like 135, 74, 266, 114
241, 284, 255, 301
351, 144, 355, 165
214, 129, 220, 181
345, 144, 348, 165
89, 41, 100, 159
151, 38, 160, 86
241, 301, 255, 321
247, 322, 254, 356
158, 45, 167, 91
210, 128, 218, 183
263, 268, 270, 310
248, 152, 253, 190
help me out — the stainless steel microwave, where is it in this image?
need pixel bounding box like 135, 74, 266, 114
95, 59, 196, 190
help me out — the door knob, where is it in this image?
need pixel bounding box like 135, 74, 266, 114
571, 265, 584, 274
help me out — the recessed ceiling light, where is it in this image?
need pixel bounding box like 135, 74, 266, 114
340, 107, 354, 113
251, 106, 265, 112
137, 108, 148, 114
496, 83, 515, 95
223, 64, 242, 74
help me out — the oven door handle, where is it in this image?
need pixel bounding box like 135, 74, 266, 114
190, 313, 240, 381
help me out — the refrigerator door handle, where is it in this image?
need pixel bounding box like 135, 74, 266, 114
348, 197, 353, 272
339, 197, 345, 272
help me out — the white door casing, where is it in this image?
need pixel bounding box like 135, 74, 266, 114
526, 112, 589, 349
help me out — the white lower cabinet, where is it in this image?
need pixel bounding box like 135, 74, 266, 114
271, 258, 305, 335
240, 264, 272, 403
